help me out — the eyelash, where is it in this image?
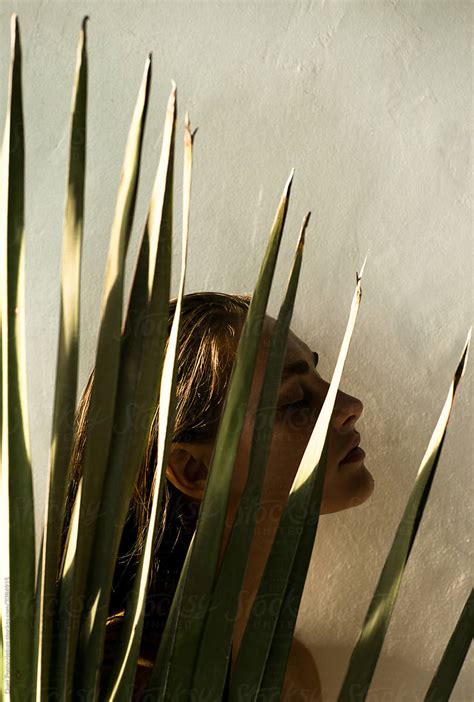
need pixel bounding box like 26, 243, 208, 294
282, 390, 312, 413
278, 356, 320, 416
286, 398, 310, 411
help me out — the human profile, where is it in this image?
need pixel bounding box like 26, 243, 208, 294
58, 290, 374, 700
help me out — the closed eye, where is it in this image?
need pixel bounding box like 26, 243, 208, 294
277, 350, 320, 418
280, 389, 313, 414
285, 397, 310, 411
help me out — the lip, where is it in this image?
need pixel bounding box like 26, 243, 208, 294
339, 433, 365, 464
339, 446, 366, 464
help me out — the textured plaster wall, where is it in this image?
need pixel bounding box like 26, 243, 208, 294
0, 1, 472, 699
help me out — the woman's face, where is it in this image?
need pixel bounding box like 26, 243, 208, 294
224, 313, 374, 524
166, 313, 374, 529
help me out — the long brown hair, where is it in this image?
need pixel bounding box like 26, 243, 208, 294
58, 291, 252, 654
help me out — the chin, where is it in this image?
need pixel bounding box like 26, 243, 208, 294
348, 462, 375, 507
323, 462, 375, 514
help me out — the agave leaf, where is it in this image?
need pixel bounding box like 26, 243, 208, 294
336, 327, 471, 701
0, 89, 4, 702
74, 80, 177, 694
424, 588, 474, 701
230, 259, 367, 699
144, 529, 196, 698
259, 264, 366, 697
258, 436, 330, 698
191, 213, 311, 698
0, 14, 35, 701
52, 54, 152, 697
104, 108, 192, 700
31, 17, 88, 698
146, 170, 295, 699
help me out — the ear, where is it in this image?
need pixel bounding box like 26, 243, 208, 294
165, 443, 210, 501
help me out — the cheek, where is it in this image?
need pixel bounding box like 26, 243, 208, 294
265, 415, 344, 500
270, 414, 316, 464
230, 408, 320, 503
229, 420, 260, 499
261, 433, 309, 499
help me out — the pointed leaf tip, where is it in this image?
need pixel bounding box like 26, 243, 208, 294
298, 212, 311, 248
458, 327, 472, 378
171, 79, 177, 91
357, 252, 368, 282
10, 13, 20, 52
81, 15, 89, 30
284, 169, 295, 197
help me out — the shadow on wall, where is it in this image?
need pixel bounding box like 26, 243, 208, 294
312, 644, 472, 702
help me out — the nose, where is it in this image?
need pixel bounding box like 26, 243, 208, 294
330, 388, 363, 433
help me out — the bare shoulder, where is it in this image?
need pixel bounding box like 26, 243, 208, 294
281, 636, 323, 702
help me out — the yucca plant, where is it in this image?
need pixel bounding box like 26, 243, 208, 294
1, 14, 472, 702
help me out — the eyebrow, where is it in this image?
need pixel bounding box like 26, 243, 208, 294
281, 351, 319, 383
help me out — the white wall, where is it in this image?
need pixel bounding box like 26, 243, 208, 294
1, 1, 472, 699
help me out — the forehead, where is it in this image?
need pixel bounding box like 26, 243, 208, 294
258, 315, 312, 362
238, 315, 313, 404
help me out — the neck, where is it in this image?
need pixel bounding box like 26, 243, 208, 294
217, 502, 282, 668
